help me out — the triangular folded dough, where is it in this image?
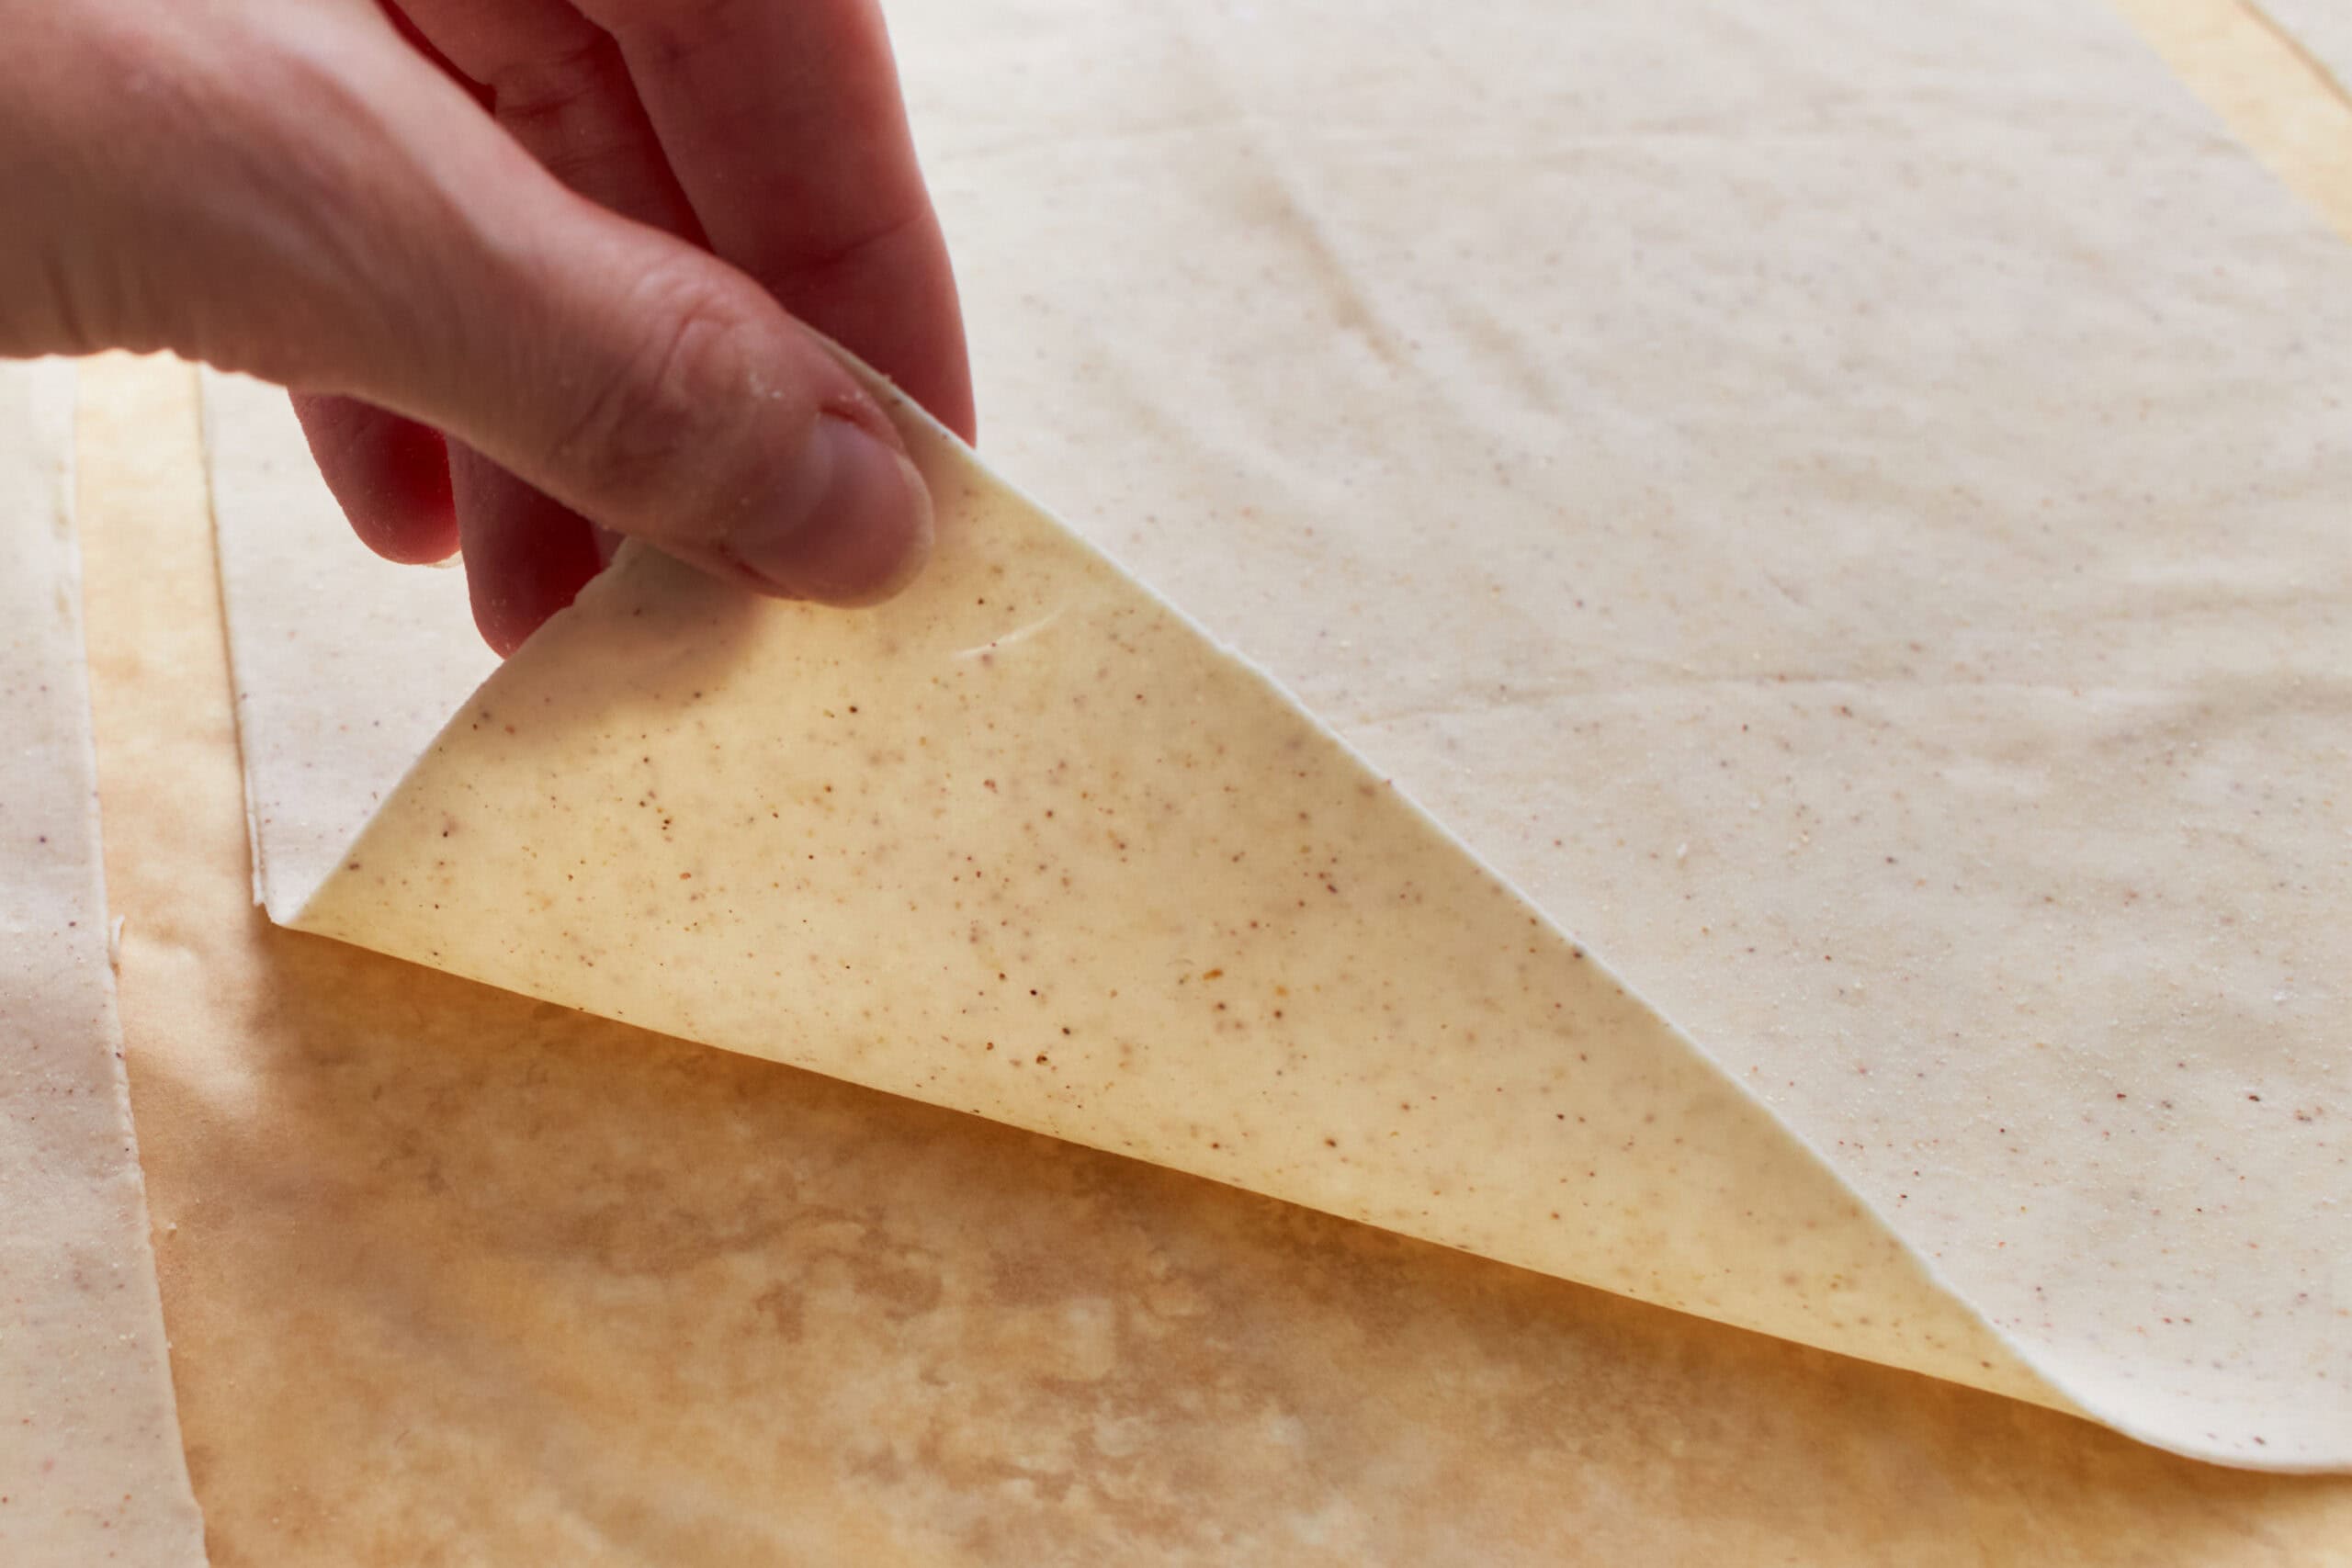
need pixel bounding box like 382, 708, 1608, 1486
283, 379, 2049, 1409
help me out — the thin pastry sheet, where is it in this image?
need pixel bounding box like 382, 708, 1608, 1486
209, 0, 2352, 1474
89, 347, 2352, 1568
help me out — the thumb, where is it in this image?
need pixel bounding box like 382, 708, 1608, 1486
378, 192, 939, 610
8, 3, 933, 606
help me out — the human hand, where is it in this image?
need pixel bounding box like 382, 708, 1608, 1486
2, 0, 971, 652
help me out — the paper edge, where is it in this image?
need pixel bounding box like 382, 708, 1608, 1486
194, 378, 286, 919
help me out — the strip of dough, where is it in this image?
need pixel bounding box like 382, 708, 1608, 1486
0, 358, 204, 1564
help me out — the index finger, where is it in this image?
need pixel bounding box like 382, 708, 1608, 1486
574, 0, 975, 440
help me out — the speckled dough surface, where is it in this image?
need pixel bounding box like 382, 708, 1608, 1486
0, 359, 204, 1564
209, 0, 2351, 1473
89, 349, 2352, 1568
288, 388, 2049, 1408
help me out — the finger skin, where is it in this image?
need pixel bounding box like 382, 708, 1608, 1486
449, 449, 605, 655
1, 0, 939, 649
391, 0, 702, 235
284, 4, 481, 569
392, 0, 973, 644
291, 391, 459, 564
368, 0, 703, 640
578, 0, 976, 439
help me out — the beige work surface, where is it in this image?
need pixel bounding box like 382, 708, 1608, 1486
78, 344, 2352, 1568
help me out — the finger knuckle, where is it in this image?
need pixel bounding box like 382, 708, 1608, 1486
551, 261, 764, 506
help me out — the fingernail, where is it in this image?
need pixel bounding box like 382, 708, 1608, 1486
732, 412, 933, 604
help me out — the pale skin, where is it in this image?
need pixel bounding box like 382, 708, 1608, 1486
1, 0, 970, 653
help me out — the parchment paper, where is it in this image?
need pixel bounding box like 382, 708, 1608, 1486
0, 358, 203, 1564
85, 345, 2352, 1568
208, 0, 2352, 1471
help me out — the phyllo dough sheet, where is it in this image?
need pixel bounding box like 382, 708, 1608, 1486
208, 0, 2352, 1472
85, 348, 2352, 1568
